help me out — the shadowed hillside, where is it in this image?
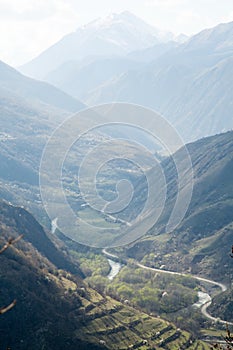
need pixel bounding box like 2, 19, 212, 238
0, 200, 209, 349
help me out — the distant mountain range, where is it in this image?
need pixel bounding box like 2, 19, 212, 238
0, 12, 232, 229
20, 11, 184, 80
83, 20, 233, 141
18, 13, 233, 142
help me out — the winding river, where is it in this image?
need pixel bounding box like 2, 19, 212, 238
103, 250, 232, 325
51, 222, 230, 324
51, 223, 123, 281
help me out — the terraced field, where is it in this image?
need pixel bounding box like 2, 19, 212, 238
73, 283, 210, 349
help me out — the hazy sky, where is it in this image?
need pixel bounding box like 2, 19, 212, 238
0, 0, 233, 67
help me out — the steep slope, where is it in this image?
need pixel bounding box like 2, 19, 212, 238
0, 202, 101, 350
0, 89, 54, 189
208, 279, 233, 323
0, 86, 63, 211
181, 20, 233, 55
0, 200, 83, 275
0, 60, 85, 113
125, 130, 233, 281
19, 11, 175, 80
0, 59, 85, 215
0, 201, 207, 350
86, 57, 233, 141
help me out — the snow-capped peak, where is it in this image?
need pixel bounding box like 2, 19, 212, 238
78, 11, 174, 44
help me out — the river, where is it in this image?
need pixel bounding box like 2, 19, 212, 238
193, 291, 211, 309
107, 259, 123, 280
103, 250, 232, 324
51, 223, 122, 281
51, 218, 58, 234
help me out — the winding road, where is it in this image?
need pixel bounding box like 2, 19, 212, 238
102, 249, 232, 325
102, 249, 120, 260
136, 262, 232, 325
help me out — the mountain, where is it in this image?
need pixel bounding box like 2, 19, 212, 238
124, 130, 233, 282
0, 59, 86, 218
0, 88, 55, 188
127, 41, 178, 62
19, 18, 233, 142
85, 21, 233, 141
208, 281, 233, 323
0, 200, 83, 275
0, 60, 85, 113
0, 200, 90, 350
19, 11, 176, 80
0, 83, 61, 213
0, 200, 206, 349
45, 41, 178, 101
182, 20, 233, 55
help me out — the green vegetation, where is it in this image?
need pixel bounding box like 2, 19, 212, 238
73, 250, 208, 336
78, 207, 121, 229
1, 63, 233, 348
105, 265, 198, 314
71, 249, 110, 277
0, 200, 212, 349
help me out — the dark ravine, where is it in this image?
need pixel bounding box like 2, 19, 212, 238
0, 201, 84, 277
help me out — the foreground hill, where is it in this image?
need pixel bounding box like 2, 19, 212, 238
0, 201, 208, 349
0, 200, 83, 276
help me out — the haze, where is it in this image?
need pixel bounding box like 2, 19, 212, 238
1, 0, 233, 66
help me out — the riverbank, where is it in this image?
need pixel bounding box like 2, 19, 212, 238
103, 249, 230, 325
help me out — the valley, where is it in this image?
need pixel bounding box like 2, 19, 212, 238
0, 7, 233, 350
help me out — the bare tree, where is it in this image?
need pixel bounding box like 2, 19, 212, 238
0, 235, 23, 254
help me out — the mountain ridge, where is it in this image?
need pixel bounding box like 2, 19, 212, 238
0, 60, 85, 113
124, 130, 233, 282
84, 20, 233, 141
19, 11, 178, 80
